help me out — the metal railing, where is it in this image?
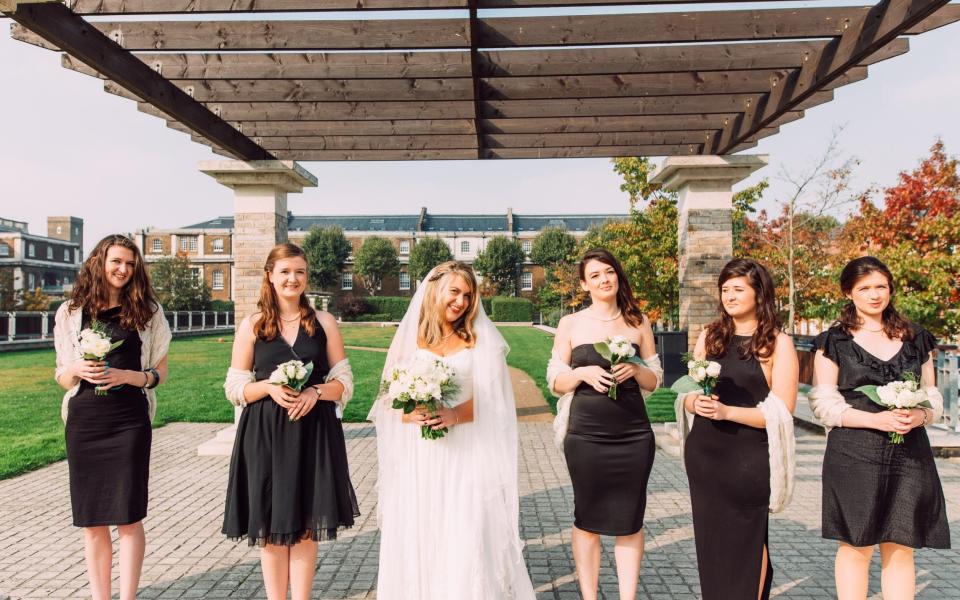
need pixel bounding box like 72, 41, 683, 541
935, 347, 959, 432
0, 310, 235, 346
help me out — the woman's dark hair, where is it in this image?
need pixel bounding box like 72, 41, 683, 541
577, 248, 646, 329
705, 258, 780, 359
836, 256, 913, 341
69, 234, 157, 331
254, 243, 317, 341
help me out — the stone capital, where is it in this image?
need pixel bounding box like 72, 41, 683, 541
199, 160, 317, 193
651, 155, 768, 190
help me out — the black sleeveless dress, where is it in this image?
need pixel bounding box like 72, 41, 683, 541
222, 319, 360, 546
65, 306, 152, 527
684, 335, 773, 600
814, 325, 950, 549
563, 343, 655, 536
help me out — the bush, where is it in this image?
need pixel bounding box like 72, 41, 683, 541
481, 297, 493, 316
491, 297, 534, 322
210, 300, 235, 312
48, 299, 66, 312
337, 295, 370, 319
345, 313, 390, 322
366, 296, 410, 321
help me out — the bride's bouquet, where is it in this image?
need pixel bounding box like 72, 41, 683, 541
593, 335, 646, 399
856, 373, 933, 443
79, 321, 124, 396
671, 354, 722, 396
381, 357, 460, 440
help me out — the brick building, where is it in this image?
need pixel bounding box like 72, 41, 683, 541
0, 216, 83, 302
134, 209, 625, 305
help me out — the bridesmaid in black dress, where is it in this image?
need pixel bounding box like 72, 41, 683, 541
53, 235, 170, 600
222, 243, 359, 600
551, 249, 661, 600
811, 257, 949, 600
683, 259, 798, 600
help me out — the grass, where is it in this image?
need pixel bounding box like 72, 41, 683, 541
339, 325, 397, 349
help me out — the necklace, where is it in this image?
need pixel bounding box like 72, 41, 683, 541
735, 329, 757, 336
279, 313, 300, 323
441, 330, 457, 341
862, 326, 884, 333
586, 308, 622, 322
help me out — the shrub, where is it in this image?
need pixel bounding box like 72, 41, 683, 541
48, 299, 66, 312
491, 297, 534, 322
366, 296, 410, 321
481, 297, 493, 316
345, 313, 390, 322
210, 299, 235, 312
338, 295, 370, 319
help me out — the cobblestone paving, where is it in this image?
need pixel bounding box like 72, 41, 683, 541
0, 423, 958, 599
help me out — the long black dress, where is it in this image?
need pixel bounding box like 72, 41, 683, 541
65, 306, 152, 527
815, 325, 950, 549
563, 343, 655, 536
684, 334, 772, 600
223, 318, 360, 546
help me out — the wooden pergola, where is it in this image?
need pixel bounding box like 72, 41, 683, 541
4, 0, 958, 161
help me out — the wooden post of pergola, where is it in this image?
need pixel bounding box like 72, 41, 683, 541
652, 156, 769, 351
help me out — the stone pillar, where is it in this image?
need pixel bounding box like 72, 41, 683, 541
651, 155, 768, 351
197, 160, 317, 457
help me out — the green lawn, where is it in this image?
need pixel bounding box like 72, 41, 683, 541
340, 325, 397, 349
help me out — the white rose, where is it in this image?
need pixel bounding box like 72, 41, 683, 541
876, 384, 897, 407
95, 338, 112, 357
296, 366, 307, 380
694, 366, 707, 382
705, 362, 721, 378
687, 361, 697, 371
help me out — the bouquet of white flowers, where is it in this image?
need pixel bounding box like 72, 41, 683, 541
268, 360, 311, 392
593, 335, 646, 399
856, 374, 932, 444
381, 356, 460, 440
670, 354, 722, 397
78, 321, 124, 396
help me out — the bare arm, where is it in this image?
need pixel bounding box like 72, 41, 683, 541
550, 315, 615, 395
308, 311, 346, 402
721, 333, 799, 428
812, 349, 889, 430
230, 315, 292, 405
614, 316, 658, 392
683, 330, 708, 413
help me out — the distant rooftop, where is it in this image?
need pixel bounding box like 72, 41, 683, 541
0, 218, 29, 234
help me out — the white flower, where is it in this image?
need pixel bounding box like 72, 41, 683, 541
705, 362, 722, 378
687, 360, 697, 370
876, 384, 897, 407
694, 366, 707, 382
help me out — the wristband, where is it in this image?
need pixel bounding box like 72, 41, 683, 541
144, 368, 161, 389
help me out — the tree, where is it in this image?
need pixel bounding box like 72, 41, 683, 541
838, 141, 960, 337
302, 226, 351, 292
151, 254, 212, 310
473, 236, 526, 295
19, 286, 50, 311
740, 132, 858, 331
612, 157, 676, 206
408, 237, 453, 281
532, 227, 579, 316
0, 269, 19, 311
353, 236, 399, 296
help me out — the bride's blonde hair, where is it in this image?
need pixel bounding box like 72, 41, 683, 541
417, 261, 480, 348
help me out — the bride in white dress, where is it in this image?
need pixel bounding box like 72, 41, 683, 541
368, 261, 536, 600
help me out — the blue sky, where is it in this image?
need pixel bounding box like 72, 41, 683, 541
0, 3, 958, 254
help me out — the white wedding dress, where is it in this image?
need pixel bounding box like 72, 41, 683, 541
369, 276, 536, 600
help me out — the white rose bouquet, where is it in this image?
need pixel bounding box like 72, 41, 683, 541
381, 356, 460, 440
856, 373, 932, 444
268, 360, 311, 392
593, 335, 647, 399
78, 321, 124, 396
670, 354, 722, 396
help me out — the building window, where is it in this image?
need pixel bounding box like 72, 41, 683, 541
521, 272, 533, 291
190, 267, 201, 281
0, 245, 8, 257
399, 271, 410, 291
341, 272, 353, 290
152, 239, 162, 253
180, 236, 198, 252
399, 240, 410, 255
212, 237, 224, 253
28, 273, 36, 289
28, 243, 35, 257
46, 246, 53, 260
522, 239, 532, 253
212, 269, 224, 290
64, 248, 70, 262
460, 241, 470, 254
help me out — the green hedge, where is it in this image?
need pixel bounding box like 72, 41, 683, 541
481, 297, 493, 316
491, 297, 534, 322
345, 313, 391, 322
366, 296, 410, 320
210, 299, 235, 311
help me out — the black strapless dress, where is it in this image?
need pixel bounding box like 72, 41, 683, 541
223, 319, 360, 546
684, 335, 773, 600
563, 343, 655, 536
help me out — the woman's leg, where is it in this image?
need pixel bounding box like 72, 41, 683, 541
289, 539, 319, 600
879, 542, 915, 600
83, 526, 113, 600
835, 542, 874, 600
261, 544, 291, 600
571, 526, 602, 600
613, 530, 644, 600
757, 545, 769, 600
117, 521, 146, 600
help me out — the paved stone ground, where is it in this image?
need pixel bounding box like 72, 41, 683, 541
1, 423, 958, 599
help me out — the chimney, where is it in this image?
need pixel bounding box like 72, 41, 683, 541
506, 207, 514, 233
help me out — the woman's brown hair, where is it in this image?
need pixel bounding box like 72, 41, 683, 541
69, 234, 158, 331
578, 248, 646, 329
253, 243, 317, 341
417, 261, 479, 348
705, 258, 780, 360
836, 256, 914, 341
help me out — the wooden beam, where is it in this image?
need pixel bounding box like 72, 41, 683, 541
164, 78, 475, 103
229, 120, 479, 136
7, 2, 271, 160
484, 145, 700, 159
14, 7, 958, 52
270, 149, 479, 161
255, 135, 480, 151
484, 131, 711, 148
139, 100, 478, 121
714, 0, 952, 153
482, 114, 739, 133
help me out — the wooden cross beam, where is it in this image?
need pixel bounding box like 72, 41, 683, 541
6, 2, 272, 161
